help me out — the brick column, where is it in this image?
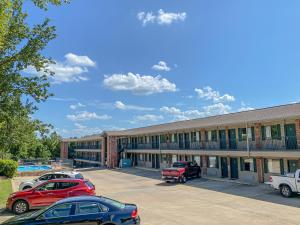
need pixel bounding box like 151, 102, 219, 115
256, 157, 264, 183
100, 139, 104, 166
200, 129, 206, 148
60, 142, 68, 159
295, 119, 300, 149
227, 156, 231, 178
107, 136, 118, 168
255, 123, 262, 149
225, 127, 229, 149
201, 155, 207, 176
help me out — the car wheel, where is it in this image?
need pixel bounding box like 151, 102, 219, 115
280, 185, 292, 198
22, 186, 32, 190
197, 172, 201, 178
13, 200, 29, 214
180, 176, 186, 183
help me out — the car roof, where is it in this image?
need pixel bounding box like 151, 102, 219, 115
49, 171, 81, 175
56, 196, 102, 204
45, 178, 86, 182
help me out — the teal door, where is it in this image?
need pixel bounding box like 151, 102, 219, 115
284, 124, 297, 149
228, 129, 237, 149
184, 133, 190, 149
221, 157, 228, 178
230, 158, 239, 179
179, 134, 184, 149
219, 130, 227, 149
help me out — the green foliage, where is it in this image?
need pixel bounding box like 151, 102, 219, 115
0, 0, 67, 159
0, 159, 18, 178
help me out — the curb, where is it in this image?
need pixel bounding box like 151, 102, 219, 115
134, 167, 161, 172
203, 176, 255, 186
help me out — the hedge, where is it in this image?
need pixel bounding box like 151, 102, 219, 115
0, 159, 18, 178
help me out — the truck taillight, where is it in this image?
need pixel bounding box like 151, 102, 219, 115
269, 176, 273, 182
131, 209, 138, 219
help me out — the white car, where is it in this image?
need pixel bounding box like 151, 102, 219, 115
18, 171, 84, 191
266, 169, 300, 197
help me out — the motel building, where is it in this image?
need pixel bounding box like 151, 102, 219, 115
61, 103, 300, 184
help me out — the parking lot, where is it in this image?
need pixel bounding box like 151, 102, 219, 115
1, 168, 300, 224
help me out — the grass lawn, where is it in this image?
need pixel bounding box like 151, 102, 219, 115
0, 179, 12, 209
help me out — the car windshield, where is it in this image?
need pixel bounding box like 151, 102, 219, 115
101, 197, 125, 209
172, 162, 186, 168
85, 181, 94, 188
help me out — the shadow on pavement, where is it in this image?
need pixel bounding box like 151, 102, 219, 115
114, 167, 300, 208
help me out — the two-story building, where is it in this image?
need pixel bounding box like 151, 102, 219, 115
61, 103, 300, 183
61, 135, 103, 168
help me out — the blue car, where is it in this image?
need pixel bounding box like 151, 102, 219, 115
2, 196, 140, 225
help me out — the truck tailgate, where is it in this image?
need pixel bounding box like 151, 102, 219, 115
162, 169, 180, 177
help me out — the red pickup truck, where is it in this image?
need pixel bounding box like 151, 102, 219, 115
161, 161, 201, 183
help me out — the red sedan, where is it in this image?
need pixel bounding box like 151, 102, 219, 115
7, 179, 95, 214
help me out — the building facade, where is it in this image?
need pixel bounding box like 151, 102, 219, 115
61, 103, 300, 183
61, 135, 103, 168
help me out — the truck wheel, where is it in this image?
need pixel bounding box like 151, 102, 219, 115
197, 172, 201, 178
180, 176, 186, 183
280, 185, 292, 198
13, 200, 29, 214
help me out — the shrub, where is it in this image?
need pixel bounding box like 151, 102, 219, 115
0, 159, 18, 178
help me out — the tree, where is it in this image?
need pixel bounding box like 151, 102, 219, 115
0, 0, 68, 159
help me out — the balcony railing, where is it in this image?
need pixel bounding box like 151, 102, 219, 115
260, 136, 298, 151
122, 136, 299, 151
74, 156, 100, 161
74, 145, 101, 149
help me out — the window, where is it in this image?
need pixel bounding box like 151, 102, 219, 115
75, 173, 84, 179
160, 135, 166, 143
58, 182, 78, 189
85, 181, 94, 189
238, 128, 247, 141
76, 202, 101, 215
53, 174, 70, 179
211, 130, 217, 142
264, 159, 281, 174
288, 160, 299, 173
36, 182, 56, 191
208, 156, 219, 168
191, 132, 197, 142
271, 124, 281, 140
101, 197, 125, 209
39, 174, 53, 181
240, 158, 256, 172
173, 133, 178, 143
42, 203, 73, 219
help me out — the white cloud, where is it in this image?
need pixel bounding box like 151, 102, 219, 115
70, 102, 85, 110
238, 101, 254, 112
195, 86, 235, 103
134, 114, 164, 122
114, 101, 154, 111
67, 111, 111, 121
65, 53, 96, 67
24, 53, 96, 84
152, 61, 171, 71
57, 123, 103, 137
103, 72, 177, 95
137, 9, 186, 26
160, 103, 231, 121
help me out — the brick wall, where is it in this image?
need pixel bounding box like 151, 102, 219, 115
255, 123, 261, 149
60, 142, 68, 159
107, 136, 118, 168
296, 119, 300, 149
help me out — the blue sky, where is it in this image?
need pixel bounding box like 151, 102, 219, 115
25, 0, 300, 137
